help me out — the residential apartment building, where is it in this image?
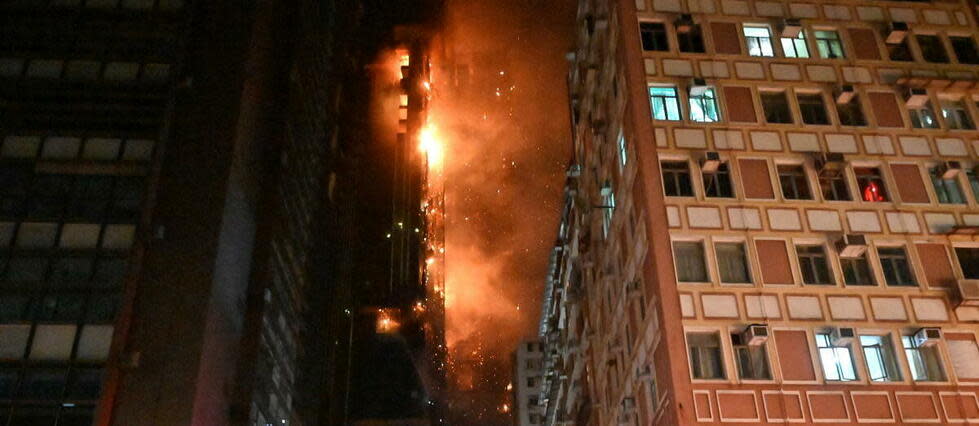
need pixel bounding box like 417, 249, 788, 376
540, 0, 979, 423
0, 1, 361, 425
513, 340, 545, 425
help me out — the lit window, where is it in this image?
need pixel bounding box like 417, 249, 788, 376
761, 91, 792, 124
797, 245, 834, 285
855, 167, 888, 202
781, 31, 810, 58
703, 163, 733, 198
903, 336, 946, 382
951, 36, 979, 64
797, 92, 830, 125
861, 335, 902, 382
917, 34, 949, 63
716, 242, 750, 283
818, 168, 850, 201
909, 101, 940, 129
956, 247, 979, 279
941, 99, 975, 130
744, 26, 775, 57
887, 38, 913, 61
836, 95, 867, 126
878, 247, 916, 287
930, 166, 966, 204
814, 30, 845, 59
661, 161, 693, 197
640, 22, 670, 51
841, 253, 875, 286
778, 164, 812, 200
649, 86, 681, 121
677, 24, 705, 53
732, 335, 770, 380
687, 332, 725, 379
816, 333, 858, 381
601, 183, 615, 239
673, 241, 708, 282
689, 87, 720, 123
617, 130, 627, 169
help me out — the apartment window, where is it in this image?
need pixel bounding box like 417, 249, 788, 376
677, 25, 706, 53
855, 167, 888, 202
878, 247, 916, 286
816, 333, 858, 381
815, 30, 845, 59
955, 247, 979, 279
941, 99, 975, 130
951, 36, 979, 64
781, 31, 810, 58
836, 95, 867, 126
732, 336, 771, 380
649, 86, 681, 120
930, 166, 966, 204
703, 163, 733, 198
689, 87, 720, 123
969, 169, 979, 201
861, 335, 902, 382
917, 34, 949, 63
909, 101, 939, 129
887, 38, 914, 61
903, 336, 946, 381
744, 26, 775, 57
601, 183, 615, 239
687, 332, 725, 379
674, 241, 708, 282
640, 22, 670, 51
716, 242, 750, 283
841, 253, 875, 286
797, 92, 830, 125
818, 168, 851, 201
797, 245, 834, 285
761, 91, 792, 123
617, 130, 627, 169
778, 164, 812, 200
661, 161, 693, 197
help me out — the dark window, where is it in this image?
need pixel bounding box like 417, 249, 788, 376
842, 254, 875, 286
969, 169, 979, 201
640, 22, 670, 51
797, 245, 834, 285
797, 93, 830, 125
673, 241, 708, 282
879, 247, 917, 286
887, 39, 913, 61
951, 36, 979, 64
930, 166, 966, 204
778, 164, 812, 200
819, 169, 851, 201
855, 167, 888, 202
836, 96, 867, 126
716, 242, 750, 283
909, 102, 940, 129
917, 35, 949, 63
955, 247, 979, 279
733, 336, 771, 379
703, 163, 733, 198
677, 24, 706, 53
815, 30, 845, 58
761, 91, 792, 123
662, 161, 693, 196
941, 100, 975, 130
687, 332, 725, 379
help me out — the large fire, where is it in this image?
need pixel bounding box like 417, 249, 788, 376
419, 124, 443, 169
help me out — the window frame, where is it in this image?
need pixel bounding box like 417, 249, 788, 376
929, 164, 966, 205
854, 166, 889, 202
840, 251, 876, 286
686, 330, 727, 380
950, 35, 979, 65
780, 30, 810, 58
814, 29, 846, 59
777, 163, 813, 200
836, 94, 867, 127
955, 246, 979, 280
760, 90, 793, 124
731, 333, 772, 381
940, 98, 975, 130
639, 22, 670, 52
677, 23, 706, 53
661, 160, 695, 197
796, 244, 835, 285
818, 166, 851, 202
860, 334, 903, 382
702, 162, 734, 198
673, 239, 710, 283
902, 335, 947, 382
917, 33, 950, 63
714, 240, 752, 284
743, 25, 776, 57
688, 87, 720, 123
649, 86, 682, 121
796, 91, 831, 125
816, 332, 859, 382
877, 245, 918, 287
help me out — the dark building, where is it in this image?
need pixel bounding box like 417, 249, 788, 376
0, 1, 363, 425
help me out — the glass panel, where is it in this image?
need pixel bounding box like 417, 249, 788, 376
716, 242, 750, 283
781, 31, 810, 58
674, 241, 708, 282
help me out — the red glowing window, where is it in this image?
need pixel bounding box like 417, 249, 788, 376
855, 167, 888, 202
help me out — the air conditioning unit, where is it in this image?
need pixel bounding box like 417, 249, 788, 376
936, 161, 963, 179
742, 324, 770, 346
955, 279, 979, 307
905, 88, 929, 108
885, 21, 909, 44
835, 84, 856, 104
689, 77, 709, 97
780, 18, 802, 38
700, 151, 722, 173
836, 234, 868, 258
831, 327, 856, 345
914, 327, 942, 347
814, 152, 846, 174
675, 14, 694, 33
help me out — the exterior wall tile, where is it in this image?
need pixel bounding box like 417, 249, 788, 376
825, 134, 858, 153
847, 211, 882, 233
750, 131, 782, 151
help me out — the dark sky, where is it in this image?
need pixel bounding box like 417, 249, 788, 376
437, 0, 576, 422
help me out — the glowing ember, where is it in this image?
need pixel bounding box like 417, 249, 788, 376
375, 309, 400, 334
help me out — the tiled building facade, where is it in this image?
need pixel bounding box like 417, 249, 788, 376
540, 0, 979, 424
